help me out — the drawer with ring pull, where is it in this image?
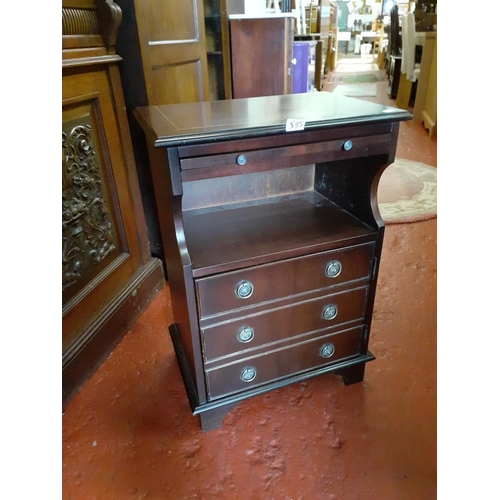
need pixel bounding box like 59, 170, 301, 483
201, 286, 369, 363
196, 242, 375, 319
205, 325, 364, 400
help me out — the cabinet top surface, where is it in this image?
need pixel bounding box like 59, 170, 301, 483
134, 93, 411, 147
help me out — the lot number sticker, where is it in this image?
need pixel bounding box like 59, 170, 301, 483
286, 119, 306, 132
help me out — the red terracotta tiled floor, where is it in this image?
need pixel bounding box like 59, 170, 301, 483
62, 63, 437, 499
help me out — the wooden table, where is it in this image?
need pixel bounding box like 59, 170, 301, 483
134, 92, 411, 431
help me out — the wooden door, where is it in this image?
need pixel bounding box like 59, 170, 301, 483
133, 0, 210, 104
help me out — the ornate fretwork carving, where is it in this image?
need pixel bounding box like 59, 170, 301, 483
62, 123, 116, 290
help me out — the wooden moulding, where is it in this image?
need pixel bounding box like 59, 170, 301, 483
62, 0, 122, 51
421, 110, 436, 140
63, 259, 164, 410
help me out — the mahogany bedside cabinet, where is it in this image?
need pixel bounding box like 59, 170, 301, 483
134, 93, 411, 431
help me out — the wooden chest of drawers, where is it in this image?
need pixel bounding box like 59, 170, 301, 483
135, 92, 411, 430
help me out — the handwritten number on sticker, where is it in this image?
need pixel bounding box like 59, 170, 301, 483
286, 119, 306, 132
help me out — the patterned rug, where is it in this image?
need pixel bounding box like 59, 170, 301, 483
378, 158, 437, 224
332, 83, 377, 96
335, 62, 379, 72
327, 70, 386, 83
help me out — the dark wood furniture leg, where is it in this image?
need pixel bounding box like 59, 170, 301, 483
197, 402, 239, 432
335, 363, 366, 385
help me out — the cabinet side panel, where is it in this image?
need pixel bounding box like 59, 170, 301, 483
146, 145, 208, 404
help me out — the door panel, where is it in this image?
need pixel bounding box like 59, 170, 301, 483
135, 0, 209, 104
145, 0, 198, 41
62, 100, 125, 306
151, 60, 205, 104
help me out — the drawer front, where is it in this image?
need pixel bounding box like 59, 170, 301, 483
179, 134, 392, 181
202, 286, 368, 362
206, 326, 363, 400
177, 123, 394, 159
196, 243, 374, 319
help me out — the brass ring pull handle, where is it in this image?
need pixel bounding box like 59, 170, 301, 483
237, 326, 254, 343
235, 280, 254, 299
325, 260, 342, 278
236, 154, 247, 165
319, 343, 335, 358
321, 304, 338, 320
240, 366, 257, 382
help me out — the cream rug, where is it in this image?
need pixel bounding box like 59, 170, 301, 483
326, 70, 386, 83
332, 83, 377, 96
378, 158, 437, 224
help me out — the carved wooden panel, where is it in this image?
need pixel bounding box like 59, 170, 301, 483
62, 112, 120, 299
62, 64, 147, 353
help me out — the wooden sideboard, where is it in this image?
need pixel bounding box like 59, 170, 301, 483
134, 92, 411, 430
62, 0, 164, 408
